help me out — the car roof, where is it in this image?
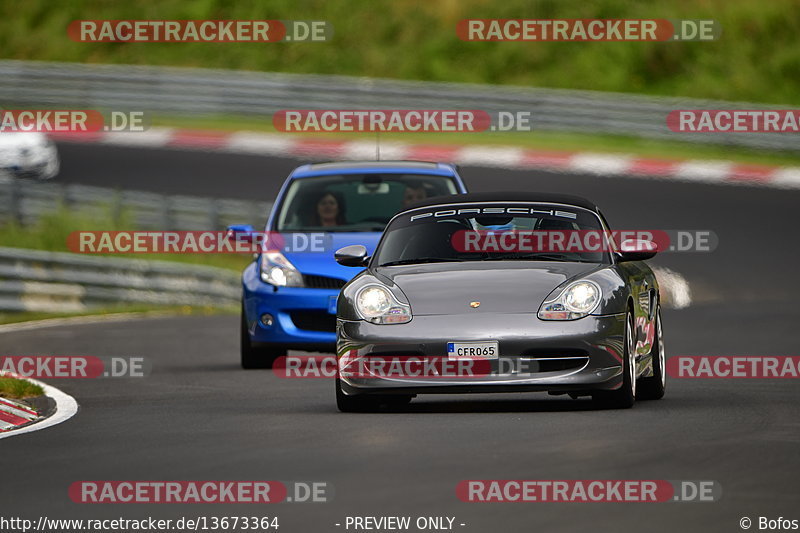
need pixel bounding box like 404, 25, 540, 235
291, 160, 457, 177
400, 191, 600, 212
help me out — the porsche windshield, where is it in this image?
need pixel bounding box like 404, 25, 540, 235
375, 204, 612, 265
274, 174, 459, 232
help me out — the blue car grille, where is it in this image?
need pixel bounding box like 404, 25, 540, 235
302, 274, 347, 289
289, 311, 337, 332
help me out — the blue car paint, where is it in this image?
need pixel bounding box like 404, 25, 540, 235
240, 162, 468, 351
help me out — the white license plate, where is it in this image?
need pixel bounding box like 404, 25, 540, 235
447, 341, 499, 360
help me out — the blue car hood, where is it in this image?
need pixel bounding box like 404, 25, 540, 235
282, 232, 382, 280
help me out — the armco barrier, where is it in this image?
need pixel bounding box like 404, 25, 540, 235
0, 177, 272, 230
0, 59, 796, 151
0, 246, 241, 312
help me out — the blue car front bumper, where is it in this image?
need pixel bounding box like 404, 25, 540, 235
242, 263, 339, 352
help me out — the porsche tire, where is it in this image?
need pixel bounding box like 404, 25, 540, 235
637, 306, 666, 400
594, 310, 636, 409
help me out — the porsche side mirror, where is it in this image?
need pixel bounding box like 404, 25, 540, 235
616, 239, 658, 262
335, 245, 369, 267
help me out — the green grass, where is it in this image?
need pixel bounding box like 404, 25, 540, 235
156, 114, 800, 167
2, 0, 800, 104
0, 206, 252, 273
0, 207, 244, 324
0, 376, 44, 399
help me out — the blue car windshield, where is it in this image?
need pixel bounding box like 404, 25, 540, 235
274, 174, 458, 232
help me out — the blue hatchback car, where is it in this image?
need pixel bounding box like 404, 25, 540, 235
231, 161, 468, 368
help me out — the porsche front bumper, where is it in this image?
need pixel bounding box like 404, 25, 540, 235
337, 312, 627, 396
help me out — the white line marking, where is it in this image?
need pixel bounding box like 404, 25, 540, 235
0, 373, 78, 440
0, 310, 178, 335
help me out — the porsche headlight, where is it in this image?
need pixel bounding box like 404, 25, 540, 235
538, 280, 601, 320
260, 251, 304, 287
355, 285, 412, 324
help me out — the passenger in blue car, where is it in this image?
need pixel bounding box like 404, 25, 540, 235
402, 183, 428, 208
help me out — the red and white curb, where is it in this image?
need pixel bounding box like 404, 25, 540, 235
0, 396, 39, 431
0, 372, 78, 440
50, 128, 800, 189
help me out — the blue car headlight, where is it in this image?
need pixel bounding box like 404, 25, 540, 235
538, 280, 601, 320
355, 284, 412, 324
260, 251, 304, 287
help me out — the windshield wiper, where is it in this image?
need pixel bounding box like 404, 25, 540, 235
379, 258, 464, 267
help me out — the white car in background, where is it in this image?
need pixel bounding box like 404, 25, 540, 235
0, 132, 60, 179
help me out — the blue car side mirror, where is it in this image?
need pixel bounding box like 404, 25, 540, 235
226, 225, 261, 256
227, 224, 255, 234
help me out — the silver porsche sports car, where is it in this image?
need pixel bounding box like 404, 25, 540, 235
334, 192, 665, 411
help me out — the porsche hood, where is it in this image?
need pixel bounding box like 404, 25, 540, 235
376, 261, 604, 316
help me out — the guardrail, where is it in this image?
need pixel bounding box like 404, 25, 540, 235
0, 246, 242, 312
0, 177, 272, 230
0, 59, 795, 151
0, 176, 263, 313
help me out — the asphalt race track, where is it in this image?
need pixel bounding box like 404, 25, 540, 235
1, 141, 798, 532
